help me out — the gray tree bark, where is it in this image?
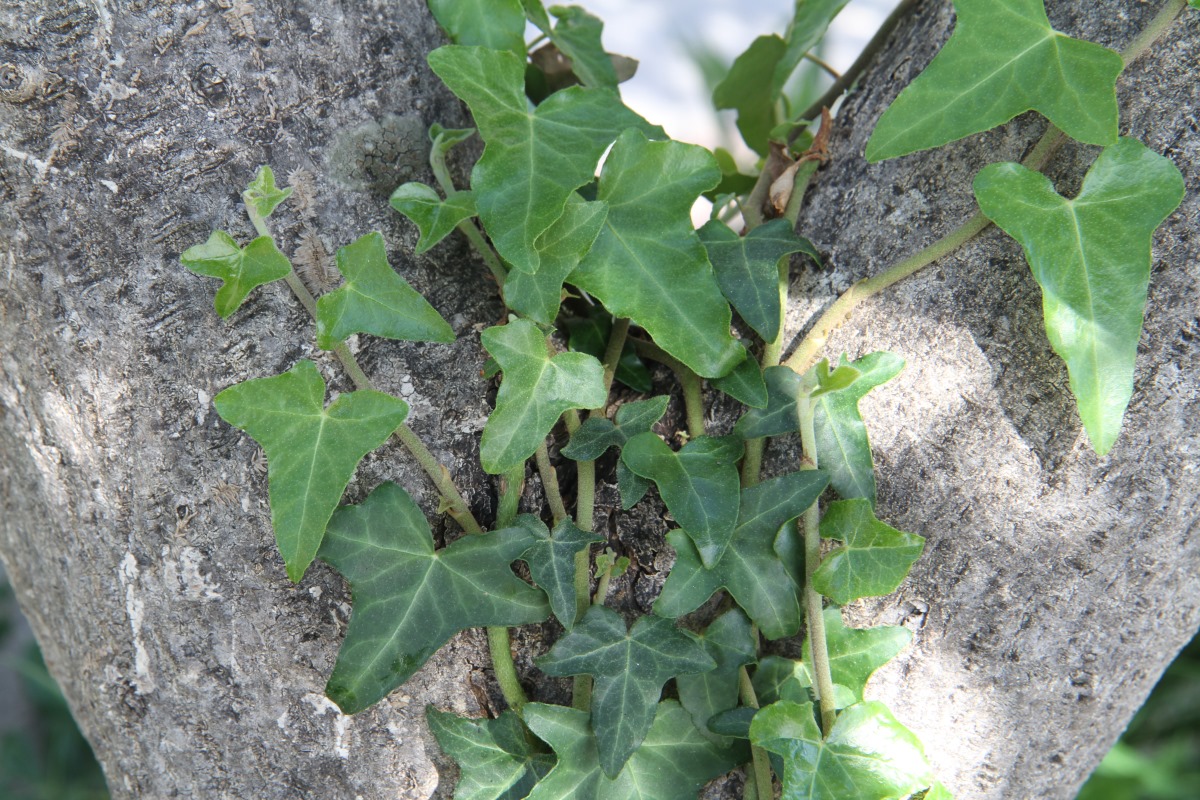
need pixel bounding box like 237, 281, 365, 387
0, 1, 1195, 799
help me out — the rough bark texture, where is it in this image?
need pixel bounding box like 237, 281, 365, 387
0, 1, 1196, 799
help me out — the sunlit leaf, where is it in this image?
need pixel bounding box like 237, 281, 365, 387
320, 483, 550, 713
973, 137, 1185, 455
518, 516, 605, 629
213, 361, 409, 581
813, 499, 924, 605
562, 396, 669, 462
315, 232, 455, 350
803, 608, 912, 703
243, 165, 293, 219
676, 608, 757, 741
480, 319, 607, 474
389, 183, 478, 254
428, 0, 526, 55
426, 707, 554, 800
713, 35, 787, 156
181, 231, 291, 319
866, 0, 1122, 161
537, 606, 715, 776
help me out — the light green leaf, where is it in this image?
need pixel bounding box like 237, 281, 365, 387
429, 123, 476, 153
712, 355, 768, 409
243, 165, 293, 219
1190, 0, 1199, 9
517, 516, 605, 629
181, 231, 292, 319
320, 482, 550, 713
389, 183, 478, 254
802, 608, 912, 703
523, 701, 746, 800
751, 700, 943, 800
213, 361, 409, 581
620, 432, 741, 567
734, 365, 805, 440
564, 309, 653, 393
480, 319, 607, 474
772, 0, 852, 97
562, 396, 669, 462
426, 708, 554, 800
427, 0, 526, 55
537, 606, 715, 776
973, 137, 1185, 455
427, 46, 660, 273
713, 35, 787, 156
568, 129, 746, 378
655, 470, 829, 639
315, 232, 455, 350
808, 358, 861, 399
547, 5, 618, 88
813, 499, 924, 605
866, 0, 1122, 161
699, 219, 820, 343
676, 608, 757, 741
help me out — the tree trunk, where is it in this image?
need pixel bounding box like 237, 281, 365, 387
0, 1, 1195, 799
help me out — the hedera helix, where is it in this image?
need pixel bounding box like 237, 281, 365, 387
181, 0, 1191, 796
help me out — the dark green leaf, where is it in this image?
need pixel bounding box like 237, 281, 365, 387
813, 499, 924, 605
617, 460, 651, 510
973, 137, 1185, 455
181, 231, 292, 319
751, 700, 943, 800
564, 309, 654, 392
753, 655, 812, 706
518, 516, 605, 629
772, 0, 852, 97
655, 470, 828, 639
428, 0, 526, 55
802, 608, 912, 703
389, 183, 478, 254
676, 608, 757, 741
713, 35, 787, 156
426, 707, 554, 800
568, 129, 746, 378
320, 483, 550, 713
546, 5, 618, 88
712, 357, 768, 409
315, 231, 455, 350
621, 432, 741, 566
213, 361, 409, 581
537, 606, 715, 776
699, 218, 820, 342
734, 364, 806, 440
866, 0, 1122, 161
427, 46, 660, 274
561, 396, 669, 462
708, 706, 757, 740
243, 165, 293, 218
480, 319, 607, 474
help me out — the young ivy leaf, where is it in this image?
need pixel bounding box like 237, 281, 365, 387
319, 482, 550, 714
620, 432, 742, 567
675, 608, 757, 742
813, 498, 925, 605
568, 129, 746, 378
973, 137, 1185, 455
802, 607, 913, 704
698, 218, 820, 343
655, 470, 829, 640
314, 231, 455, 350
213, 360, 409, 582
516, 516, 605, 629
750, 700, 945, 800
865, 0, 1122, 162
564, 309, 653, 393
522, 701, 746, 800
772, 0, 852, 98
544, 5, 619, 89
426, 707, 554, 800
712, 35, 787, 156
427, 0, 527, 56
561, 396, 670, 462
389, 183, 478, 254
180, 231, 292, 319
243, 165, 293, 219
537, 605, 716, 777
427, 45, 661, 274
480, 319, 607, 474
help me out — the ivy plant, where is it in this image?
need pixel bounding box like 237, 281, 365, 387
181, 0, 1191, 797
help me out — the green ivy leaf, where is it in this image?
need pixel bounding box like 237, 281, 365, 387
429, 123, 477, 152
1190, 0, 1199, 9
568, 129, 746, 378
973, 137, 1185, 455
772, 0, 852, 98
713, 35, 787, 156
699, 219, 820, 343
865, 0, 1122, 162
523, 701, 745, 800
426, 707, 554, 800
427, 46, 660, 274
813, 499, 924, 605
320, 482, 550, 713
751, 700, 944, 800
180, 231, 292, 319
517, 516, 605, 629
753, 655, 812, 706
620, 432, 741, 567
617, 461, 651, 510
734, 365, 805, 440
676, 608, 757, 741
655, 470, 829, 639
314, 232, 455, 350
803, 608, 912, 704
564, 309, 654, 393
521, 0, 553, 31
480, 319, 607, 474
243, 165, 293, 219
427, 0, 526, 55
213, 361, 408, 581
537, 606, 715, 776
545, 5, 618, 88
712, 356, 768, 409
389, 183, 478, 254
561, 396, 669, 461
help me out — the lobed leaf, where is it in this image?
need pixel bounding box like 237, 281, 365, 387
315, 231, 455, 350
802, 608, 912, 703
675, 608, 757, 741
181, 231, 292, 319
734, 365, 806, 440
389, 183, 479, 254
517, 516, 605, 629
320, 482, 550, 713
426, 707, 554, 800
973, 137, 1185, 455
243, 165, 293, 219
427, 0, 527, 55
813, 499, 924, 605
561, 396, 669, 462
213, 360, 409, 581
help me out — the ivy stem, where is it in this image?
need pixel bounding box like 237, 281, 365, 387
497, 463, 524, 529
535, 441, 569, 524
738, 666, 775, 800
628, 338, 707, 439
1121, 0, 1186, 68
592, 562, 614, 606
429, 137, 507, 284
803, 51, 841, 80
487, 627, 529, 712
